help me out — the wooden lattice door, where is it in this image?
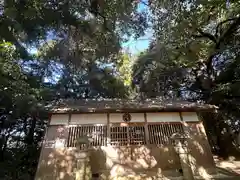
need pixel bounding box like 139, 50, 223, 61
110, 123, 146, 146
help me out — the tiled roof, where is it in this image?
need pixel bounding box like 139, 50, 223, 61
49, 99, 217, 113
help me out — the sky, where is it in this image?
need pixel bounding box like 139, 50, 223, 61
122, 30, 152, 55
122, 1, 152, 55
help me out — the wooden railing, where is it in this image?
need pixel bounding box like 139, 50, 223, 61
110, 124, 146, 146
67, 123, 184, 148
148, 123, 184, 145
67, 125, 107, 149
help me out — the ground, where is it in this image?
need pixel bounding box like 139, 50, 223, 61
214, 156, 240, 177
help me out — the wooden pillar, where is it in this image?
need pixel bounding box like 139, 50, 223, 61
174, 139, 194, 180
178, 112, 194, 180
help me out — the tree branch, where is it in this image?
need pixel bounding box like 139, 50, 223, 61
206, 17, 240, 75
216, 16, 240, 49
138, 0, 150, 7
193, 28, 217, 43
215, 18, 238, 38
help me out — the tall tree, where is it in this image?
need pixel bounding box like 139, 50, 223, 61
133, 0, 240, 157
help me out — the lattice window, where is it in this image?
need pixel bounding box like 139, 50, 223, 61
67, 125, 107, 148
66, 123, 184, 148
148, 123, 184, 145
129, 126, 146, 145
110, 124, 146, 146
110, 126, 128, 146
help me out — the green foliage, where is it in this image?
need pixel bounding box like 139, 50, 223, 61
0, 1, 240, 179
133, 0, 240, 157
117, 53, 132, 87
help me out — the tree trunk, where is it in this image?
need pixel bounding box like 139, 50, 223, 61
26, 116, 37, 146
0, 134, 9, 161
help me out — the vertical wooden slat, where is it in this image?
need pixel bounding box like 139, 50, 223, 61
97, 126, 99, 146
104, 126, 106, 145
100, 126, 102, 146
68, 127, 71, 147
82, 126, 85, 149
150, 125, 153, 144
167, 124, 171, 144
121, 126, 123, 146
74, 126, 77, 147
173, 123, 178, 133
127, 125, 130, 146
167, 123, 172, 144
144, 113, 149, 145
154, 125, 157, 144
102, 126, 104, 145
107, 113, 110, 145
76, 127, 78, 146
70, 127, 74, 147
149, 125, 152, 144
102, 125, 104, 145
165, 123, 169, 144
162, 124, 166, 144
89, 126, 92, 148
170, 124, 174, 134
71, 127, 74, 147
159, 124, 162, 145
175, 123, 179, 133
168, 124, 172, 144
70, 127, 73, 147
112, 126, 114, 146
111, 126, 113, 146
91, 126, 94, 146
170, 124, 174, 144
151, 125, 154, 144
78, 126, 81, 149
89, 126, 92, 147
159, 124, 163, 145
92, 126, 98, 146
163, 124, 168, 144
155, 124, 158, 145
153, 125, 156, 144
117, 126, 119, 146
103, 125, 105, 145
101, 125, 103, 146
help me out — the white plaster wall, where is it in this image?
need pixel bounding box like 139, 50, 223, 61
50, 112, 199, 125
181, 112, 199, 122
146, 112, 181, 122
70, 113, 107, 124
50, 114, 69, 125
109, 113, 144, 123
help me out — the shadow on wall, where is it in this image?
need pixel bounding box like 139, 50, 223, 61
184, 122, 217, 178
35, 148, 77, 180
101, 145, 183, 179
35, 145, 182, 180
35, 123, 217, 180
